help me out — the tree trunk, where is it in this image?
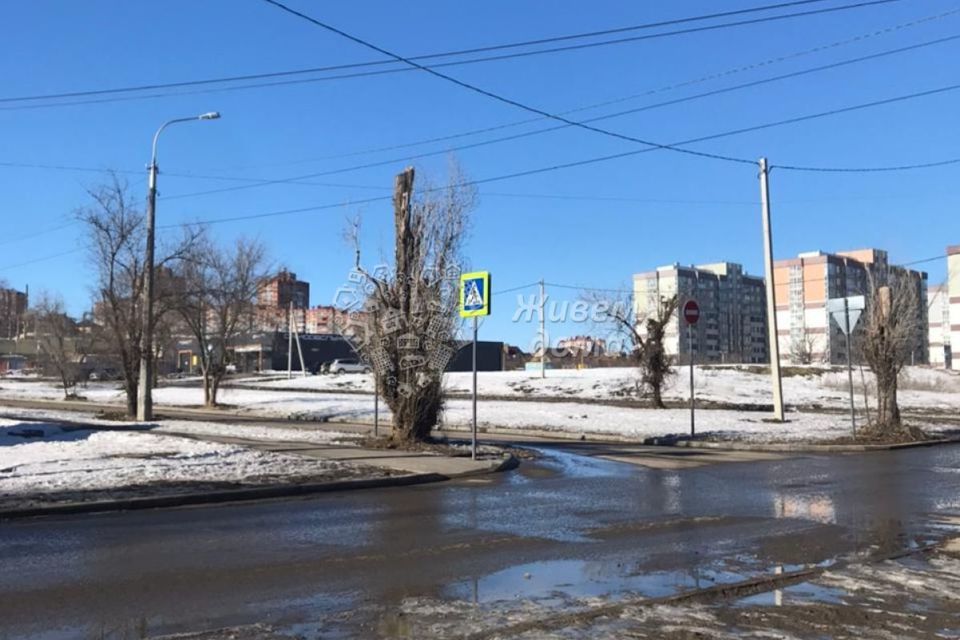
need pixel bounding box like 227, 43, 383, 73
875, 370, 901, 431
59, 368, 72, 399
125, 381, 138, 418
210, 374, 222, 407
202, 371, 212, 407
650, 382, 665, 409
387, 379, 442, 443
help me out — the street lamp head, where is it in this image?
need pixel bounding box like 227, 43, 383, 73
199, 111, 221, 120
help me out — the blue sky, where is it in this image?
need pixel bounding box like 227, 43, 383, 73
1, 0, 958, 349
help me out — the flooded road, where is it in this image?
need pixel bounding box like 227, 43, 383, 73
1, 442, 959, 638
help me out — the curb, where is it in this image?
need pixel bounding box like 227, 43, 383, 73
0, 453, 518, 522
643, 436, 960, 453
0, 473, 447, 521
438, 425, 960, 453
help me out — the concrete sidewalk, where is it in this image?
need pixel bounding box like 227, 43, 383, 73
160, 429, 512, 477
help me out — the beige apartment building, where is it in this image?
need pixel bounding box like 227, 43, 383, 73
927, 245, 960, 369
773, 249, 928, 365
633, 262, 768, 364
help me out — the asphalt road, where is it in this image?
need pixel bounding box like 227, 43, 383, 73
2, 442, 959, 639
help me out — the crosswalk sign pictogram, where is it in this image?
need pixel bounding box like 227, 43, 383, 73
459, 271, 491, 318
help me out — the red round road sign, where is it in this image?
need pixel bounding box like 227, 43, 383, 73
683, 300, 700, 325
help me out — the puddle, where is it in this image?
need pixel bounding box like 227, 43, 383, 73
735, 581, 847, 607
527, 447, 635, 481
445, 558, 749, 604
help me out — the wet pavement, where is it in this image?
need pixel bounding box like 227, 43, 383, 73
1, 442, 959, 638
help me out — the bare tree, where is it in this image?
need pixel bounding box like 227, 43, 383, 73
857, 271, 922, 436
345, 165, 475, 443
77, 177, 199, 417
790, 331, 818, 365
173, 235, 267, 407
31, 293, 87, 399
590, 292, 679, 408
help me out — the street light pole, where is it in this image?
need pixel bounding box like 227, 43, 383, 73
137, 112, 221, 422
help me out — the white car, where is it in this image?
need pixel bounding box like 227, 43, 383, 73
329, 358, 371, 374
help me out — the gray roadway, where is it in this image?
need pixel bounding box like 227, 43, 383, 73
2, 441, 959, 639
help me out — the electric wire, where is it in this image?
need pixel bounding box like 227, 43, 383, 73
225, 6, 960, 170
0, 0, 903, 111
163, 31, 960, 202
261, 0, 838, 167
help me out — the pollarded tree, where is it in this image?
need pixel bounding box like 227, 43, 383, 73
857, 271, 923, 437
345, 164, 475, 443
173, 235, 267, 407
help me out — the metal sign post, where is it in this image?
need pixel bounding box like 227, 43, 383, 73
683, 299, 700, 438
472, 317, 478, 458
844, 299, 856, 437
373, 372, 379, 438
826, 295, 865, 438
460, 271, 492, 460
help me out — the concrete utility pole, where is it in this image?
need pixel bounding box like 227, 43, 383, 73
138, 112, 220, 422
758, 157, 785, 421
287, 301, 294, 379
539, 279, 546, 378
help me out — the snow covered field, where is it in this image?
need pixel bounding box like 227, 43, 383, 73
0, 415, 366, 510
236, 365, 960, 411
1, 365, 957, 444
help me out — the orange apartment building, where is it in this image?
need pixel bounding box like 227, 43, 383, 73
773, 248, 928, 366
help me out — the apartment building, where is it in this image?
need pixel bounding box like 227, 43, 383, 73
254, 270, 366, 338
773, 249, 928, 365
633, 262, 768, 364
928, 284, 951, 368
0, 285, 28, 339
255, 270, 310, 331
928, 245, 960, 369
951, 245, 960, 368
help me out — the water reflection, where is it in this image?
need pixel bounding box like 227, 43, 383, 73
774, 492, 837, 525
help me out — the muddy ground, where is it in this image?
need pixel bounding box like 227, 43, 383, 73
159, 543, 960, 639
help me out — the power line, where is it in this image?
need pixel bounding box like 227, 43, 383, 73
0, 248, 82, 272
3, 7, 954, 191
156, 195, 391, 229
234, 9, 960, 171
492, 282, 541, 297
776, 157, 960, 172
260, 0, 907, 168
11, 78, 960, 238
0, 221, 77, 248
153, 79, 960, 228
164, 30, 960, 202
0, 0, 899, 110
223, 6, 960, 171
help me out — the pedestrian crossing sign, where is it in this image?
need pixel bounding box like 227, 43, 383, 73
459, 271, 491, 318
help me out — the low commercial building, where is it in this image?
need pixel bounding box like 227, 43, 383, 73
556, 336, 606, 357
633, 262, 768, 364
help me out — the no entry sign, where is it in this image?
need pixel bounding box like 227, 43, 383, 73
683, 300, 700, 325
